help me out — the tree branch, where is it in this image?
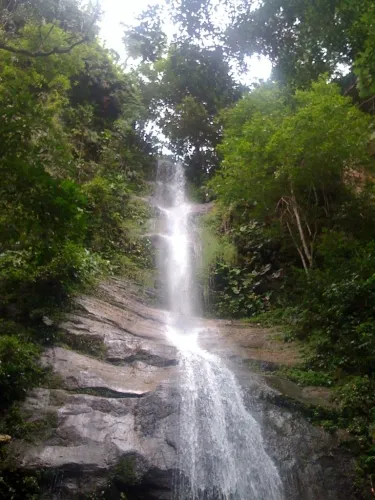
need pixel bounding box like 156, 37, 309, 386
0, 0, 100, 58
0, 36, 89, 57
358, 93, 375, 109
41, 24, 55, 48
290, 182, 313, 268
286, 221, 308, 274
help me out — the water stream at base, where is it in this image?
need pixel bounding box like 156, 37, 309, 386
156, 161, 283, 500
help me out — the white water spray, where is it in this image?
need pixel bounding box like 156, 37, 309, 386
156, 161, 283, 500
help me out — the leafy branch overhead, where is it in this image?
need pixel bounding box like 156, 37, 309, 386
0, 0, 101, 57
122, 5, 167, 63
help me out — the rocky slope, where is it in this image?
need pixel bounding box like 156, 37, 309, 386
13, 279, 356, 499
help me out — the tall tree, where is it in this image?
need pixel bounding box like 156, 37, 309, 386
211, 79, 373, 271
158, 43, 242, 183
127, 38, 242, 185
167, 0, 218, 41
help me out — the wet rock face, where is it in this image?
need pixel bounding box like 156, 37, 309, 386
233, 368, 356, 500
267, 408, 355, 500
18, 386, 179, 499
15, 279, 356, 499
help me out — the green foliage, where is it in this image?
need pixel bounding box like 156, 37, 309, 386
0, 0, 100, 58
134, 40, 242, 184
1, 0, 374, 496
282, 368, 334, 388
78, 456, 141, 499
198, 208, 269, 317
0, 468, 40, 500
0, 5, 157, 495
270, 233, 375, 491
123, 5, 167, 63
172, 0, 375, 97
161, 43, 241, 183
354, 4, 375, 97
210, 262, 271, 318
114, 456, 141, 487
213, 80, 371, 206
0, 9, 156, 321
167, 0, 215, 41
199, 204, 284, 317
286, 235, 375, 374
211, 79, 372, 271
0, 404, 57, 442
335, 377, 375, 436
0, 337, 42, 407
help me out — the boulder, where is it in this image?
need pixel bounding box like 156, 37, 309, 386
16, 386, 178, 499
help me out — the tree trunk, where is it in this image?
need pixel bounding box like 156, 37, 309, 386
290, 182, 313, 270
286, 221, 309, 274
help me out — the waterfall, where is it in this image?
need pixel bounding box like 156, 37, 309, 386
156, 160, 283, 500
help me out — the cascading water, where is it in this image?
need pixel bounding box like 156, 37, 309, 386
156, 161, 284, 500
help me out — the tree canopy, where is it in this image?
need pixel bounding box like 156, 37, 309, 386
0, 0, 100, 56
165, 0, 375, 99
211, 80, 372, 271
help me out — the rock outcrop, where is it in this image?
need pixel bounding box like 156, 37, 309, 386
13, 279, 356, 499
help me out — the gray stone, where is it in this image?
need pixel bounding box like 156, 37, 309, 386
13, 279, 356, 499
42, 347, 174, 396
233, 366, 355, 500
16, 385, 178, 499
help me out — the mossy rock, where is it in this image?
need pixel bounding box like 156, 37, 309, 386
114, 456, 143, 487
61, 332, 107, 359
265, 374, 334, 409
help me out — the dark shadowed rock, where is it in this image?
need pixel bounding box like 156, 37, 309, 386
232, 366, 355, 500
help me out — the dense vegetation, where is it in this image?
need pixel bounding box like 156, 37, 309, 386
205, 80, 375, 494
1, 0, 375, 497
0, 1, 156, 493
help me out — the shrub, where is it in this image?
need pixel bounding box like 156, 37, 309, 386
287, 235, 375, 375
0, 336, 43, 407
210, 262, 271, 318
